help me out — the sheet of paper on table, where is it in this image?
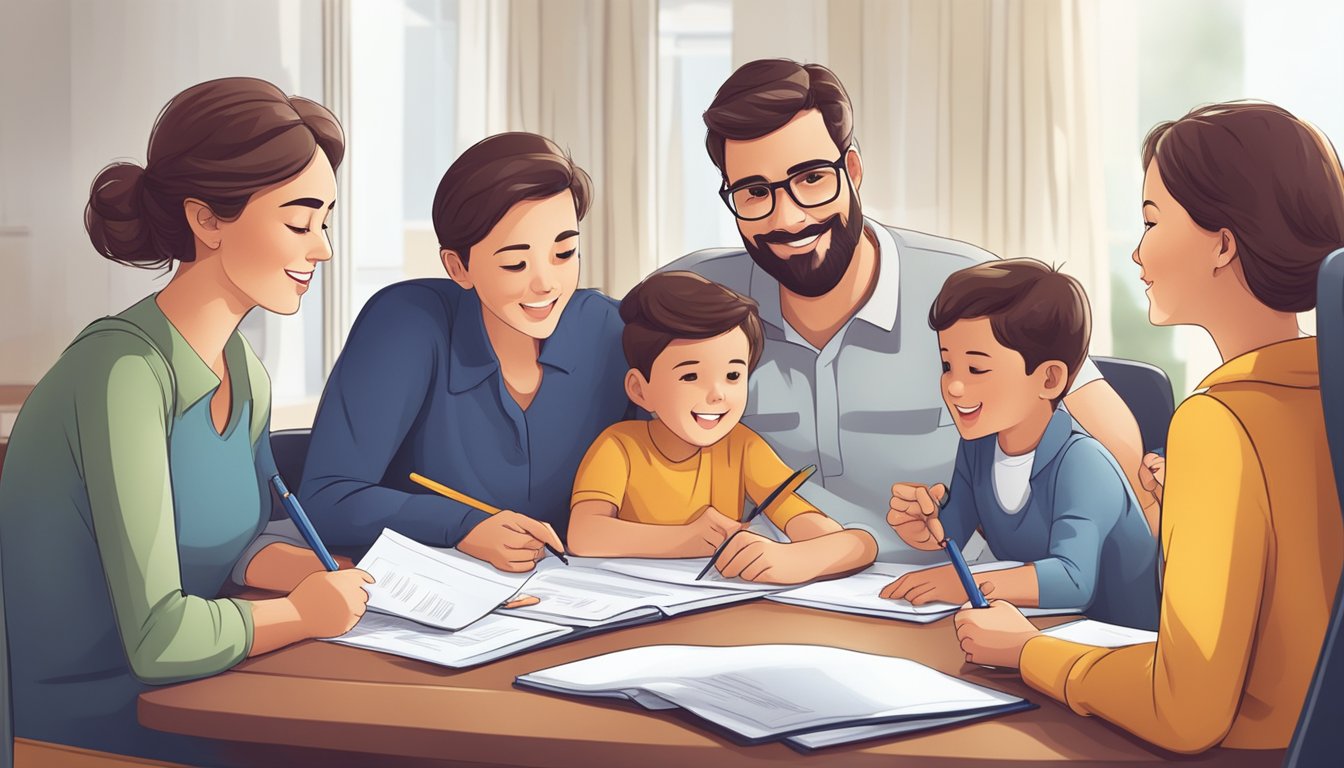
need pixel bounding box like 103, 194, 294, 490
516, 643, 1032, 744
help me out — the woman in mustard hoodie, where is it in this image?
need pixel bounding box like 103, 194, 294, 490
954, 101, 1344, 754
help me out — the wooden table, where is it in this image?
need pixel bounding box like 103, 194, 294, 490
139, 602, 1282, 767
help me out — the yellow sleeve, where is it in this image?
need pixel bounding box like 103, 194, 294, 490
1019, 394, 1270, 754
570, 429, 631, 509
741, 427, 819, 530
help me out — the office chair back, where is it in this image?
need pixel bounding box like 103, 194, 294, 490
1091, 356, 1176, 454
270, 428, 313, 520
1286, 247, 1344, 765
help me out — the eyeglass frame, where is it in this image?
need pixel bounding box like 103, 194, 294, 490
718, 146, 854, 222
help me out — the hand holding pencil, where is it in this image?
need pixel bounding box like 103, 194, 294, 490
409, 472, 569, 572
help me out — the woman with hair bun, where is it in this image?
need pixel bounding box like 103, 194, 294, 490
0, 77, 373, 763
955, 101, 1344, 754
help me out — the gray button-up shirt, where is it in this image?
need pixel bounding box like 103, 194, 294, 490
665, 220, 1100, 563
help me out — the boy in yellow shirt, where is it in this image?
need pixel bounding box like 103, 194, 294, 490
567, 271, 877, 584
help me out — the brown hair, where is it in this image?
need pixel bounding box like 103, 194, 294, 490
703, 59, 853, 176
1142, 101, 1344, 312
85, 77, 344, 270
929, 259, 1091, 408
432, 133, 592, 266
620, 272, 764, 379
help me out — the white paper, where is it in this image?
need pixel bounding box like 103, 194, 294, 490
356, 528, 534, 630
572, 556, 790, 592
1041, 619, 1157, 648
516, 644, 1024, 742
785, 712, 990, 750
506, 564, 764, 627
329, 611, 570, 668
767, 561, 1079, 623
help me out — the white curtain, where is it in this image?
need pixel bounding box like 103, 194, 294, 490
734, 0, 1113, 353
458, 0, 658, 299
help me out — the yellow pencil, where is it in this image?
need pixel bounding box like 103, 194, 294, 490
408, 472, 569, 564
409, 472, 504, 515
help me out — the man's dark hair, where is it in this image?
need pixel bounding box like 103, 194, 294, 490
703, 59, 853, 176
620, 272, 764, 379
929, 259, 1091, 408
432, 132, 592, 265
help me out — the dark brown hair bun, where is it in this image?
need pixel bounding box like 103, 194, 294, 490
84, 77, 345, 270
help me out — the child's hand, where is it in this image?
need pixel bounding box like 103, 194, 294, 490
887, 482, 948, 550
680, 505, 747, 556
712, 533, 822, 584
1139, 452, 1166, 505
880, 564, 985, 606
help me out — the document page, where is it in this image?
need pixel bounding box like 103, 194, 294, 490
1041, 619, 1157, 647
505, 565, 763, 626
767, 561, 1074, 622
574, 556, 788, 592
517, 644, 1024, 742
330, 611, 570, 668
356, 528, 535, 630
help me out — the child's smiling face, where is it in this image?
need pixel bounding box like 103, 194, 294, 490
937, 317, 1062, 443
626, 327, 752, 449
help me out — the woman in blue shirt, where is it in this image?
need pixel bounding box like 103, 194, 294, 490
302, 133, 629, 570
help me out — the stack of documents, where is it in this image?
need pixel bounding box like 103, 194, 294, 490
767, 561, 1079, 623
325, 533, 785, 667
325, 530, 573, 667
516, 644, 1032, 749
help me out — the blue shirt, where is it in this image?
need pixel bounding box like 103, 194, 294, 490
940, 409, 1160, 630
302, 280, 629, 549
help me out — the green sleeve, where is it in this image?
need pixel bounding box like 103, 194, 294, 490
73, 340, 253, 684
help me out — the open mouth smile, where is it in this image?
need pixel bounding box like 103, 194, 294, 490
285, 269, 314, 285
520, 296, 559, 320
692, 411, 727, 429
953, 403, 982, 420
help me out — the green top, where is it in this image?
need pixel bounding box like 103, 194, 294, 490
0, 294, 286, 762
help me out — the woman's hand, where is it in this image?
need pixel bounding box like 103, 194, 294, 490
887, 482, 949, 550
953, 600, 1041, 668
458, 511, 565, 572
1139, 452, 1166, 505
289, 568, 375, 638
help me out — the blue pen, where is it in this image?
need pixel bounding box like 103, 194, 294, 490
944, 537, 989, 609
270, 474, 339, 572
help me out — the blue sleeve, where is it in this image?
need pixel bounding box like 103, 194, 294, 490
1033, 440, 1123, 609
939, 440, 980, 547
301, 286, 489, 548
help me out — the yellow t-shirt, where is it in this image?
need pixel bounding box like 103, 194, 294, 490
570, 420, 818, 530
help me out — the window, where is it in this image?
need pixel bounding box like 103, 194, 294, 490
656, 0, 737, 264
1101, 0, 1343, 397
346, 0, 461, 326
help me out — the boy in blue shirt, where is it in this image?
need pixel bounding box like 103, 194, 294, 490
882, 259, 1159, 630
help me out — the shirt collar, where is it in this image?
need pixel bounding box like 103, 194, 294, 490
1196, 337, 1320, 391
854, 219, 901, 332
746, 217, 901, 335
1030, 408, 1080, 479
119, 294, 249, 419
447, 289, 586, 394
448, 291, 500, 394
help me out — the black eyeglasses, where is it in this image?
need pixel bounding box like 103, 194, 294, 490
719, 149, 851, 221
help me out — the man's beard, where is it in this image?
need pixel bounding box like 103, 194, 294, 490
743, 193, 864, 298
